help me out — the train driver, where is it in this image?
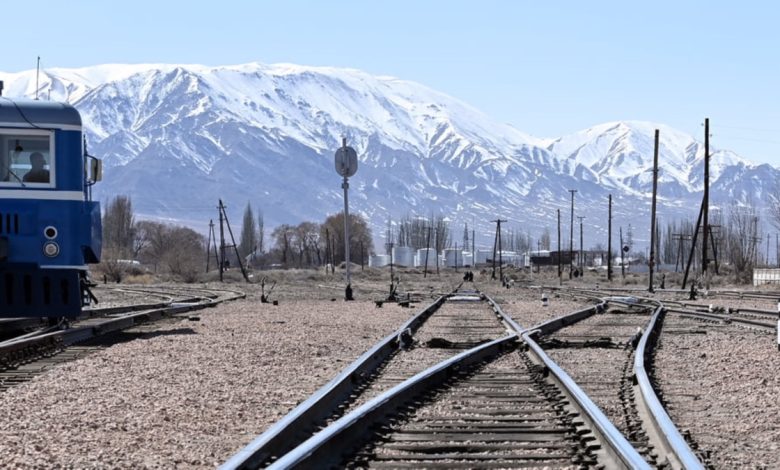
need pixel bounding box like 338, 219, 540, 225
23, 152, 49, 183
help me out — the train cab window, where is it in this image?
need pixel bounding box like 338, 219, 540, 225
0, 132, 54, 187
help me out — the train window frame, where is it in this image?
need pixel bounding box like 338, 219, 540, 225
0, 129, 55, 188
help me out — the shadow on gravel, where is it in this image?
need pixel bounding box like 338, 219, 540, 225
136, 328, 198, 340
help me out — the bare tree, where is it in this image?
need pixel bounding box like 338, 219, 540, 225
767, 186, 780, 232
257, 209, 265, 255
136, 221, 173, 273
320, 212, 373, 264
103, 195, 135, 258
296, 221, 322, 267
238, 202, 256, 259
100, 195, 136, 282
726, 202, 761, 283
395, 214, 429, 249
271, 224, 295, 267
163, 226, 205, 282
540, 228, 551, 250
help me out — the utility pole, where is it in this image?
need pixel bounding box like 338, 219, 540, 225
620, 227, 625, 279
424, 225, 432, 278
387, 241, 395, 295
649, 129, 660, 292
557, 209, 562, 286
608, 195, 613, 282
218, 200, 250, 282
206, 219, 215, 273
324, 228, 331, 273
568, 189, 577, 279
498, 220, 505, 282
218, 202, 226, 282
710, 225, 721, 274
577, 216, 585, 274
491, 219, 506, 280
491, 224, 498, 279
330, 233, 336, 274
682, 199, 705, 289
471, 227, 475, 264
767, 237, 771, 267
435, 227, 440, 275
672, 233, 691, 273
702, 118, 710, 276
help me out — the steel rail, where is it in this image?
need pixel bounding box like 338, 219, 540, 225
220, 293, 450, 470
521, 302, 650, 470
0, 288, 245, 363
735, 307, 777, 316
633, 305, 705, 470
260, 292, 650, 469
666, 307, 776, 331
264, 334, 519, 470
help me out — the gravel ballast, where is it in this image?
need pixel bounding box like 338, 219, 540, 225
0, 297, 412, 468
11, 269, 776, 468
654, 313, 780, 468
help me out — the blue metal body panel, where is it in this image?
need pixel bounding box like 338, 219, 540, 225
0, 98, 82, 128
0, 99, 101, 318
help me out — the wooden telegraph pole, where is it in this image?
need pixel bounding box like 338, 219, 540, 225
702, 118, 710, 276
577, 216, 585, 274
568, 189, 577, 279
557, 209, 562, 285
218, 203, 226, 281
620, 227, 625, 279
424, 225, 432, 278
682, 118, 711, 289
649, 129, 660, 292
608, 195, 613, 281
491, 219, 506, 280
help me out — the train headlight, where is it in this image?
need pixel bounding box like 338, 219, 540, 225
43, 241, 60, 257
44, 226, 58, 239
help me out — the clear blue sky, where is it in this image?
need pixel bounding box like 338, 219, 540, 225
5, 1, 779, 165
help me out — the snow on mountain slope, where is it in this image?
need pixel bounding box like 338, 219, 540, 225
549, 120, 756, 195
0, 62, 775, 249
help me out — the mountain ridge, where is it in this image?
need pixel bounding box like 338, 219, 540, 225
0, 62, 774, 249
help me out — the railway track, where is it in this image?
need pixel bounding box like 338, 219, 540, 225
650, 307, 778, 468
534, 298, 660, 463
0, 285, 245, 392
243, 281, 713, 469
224, 287, 648, 469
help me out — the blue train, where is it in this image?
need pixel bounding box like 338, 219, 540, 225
0, 91, 102, 318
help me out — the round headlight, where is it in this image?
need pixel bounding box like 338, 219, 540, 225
44, 226, 58, 239
43, 241, 60, 257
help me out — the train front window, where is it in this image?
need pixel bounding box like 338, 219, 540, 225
0, 131, 54, 187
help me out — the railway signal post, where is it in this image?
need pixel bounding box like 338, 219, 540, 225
335, 138, 358, 301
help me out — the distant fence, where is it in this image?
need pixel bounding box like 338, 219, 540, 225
753, 268, 780, 286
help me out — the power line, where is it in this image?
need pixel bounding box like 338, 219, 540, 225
713, 124, 780, 133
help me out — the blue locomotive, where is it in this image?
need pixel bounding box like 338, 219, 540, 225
0, 90, 102, 318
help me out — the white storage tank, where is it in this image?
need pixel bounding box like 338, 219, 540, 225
475, 250, 492, 265
498, 251, 518, 266
369, 254, 390, 268
416, 248, 437, 268
392, 246, 414, 267
444, 249, 462, 268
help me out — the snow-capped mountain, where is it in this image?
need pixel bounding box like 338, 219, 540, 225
0, 63, 776, 249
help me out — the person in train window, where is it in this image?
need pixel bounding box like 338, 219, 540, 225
23, 152, 50, 183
